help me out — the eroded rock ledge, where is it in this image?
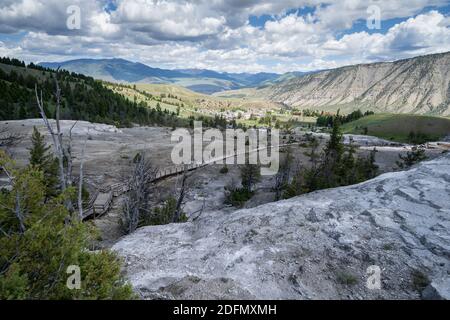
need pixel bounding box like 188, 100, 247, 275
113, 154, 450, 299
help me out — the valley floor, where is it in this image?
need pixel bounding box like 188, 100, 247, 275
1, 119, 449, 299
1, 119, 447, 246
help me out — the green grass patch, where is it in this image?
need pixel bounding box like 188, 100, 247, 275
411, 269, 430, 292
225, 188, 254, 207
342, 113, 450, 143
336, 270, 359, 286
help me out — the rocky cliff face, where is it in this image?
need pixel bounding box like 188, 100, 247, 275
262, 52, 450, 116
113, 154, 450, 299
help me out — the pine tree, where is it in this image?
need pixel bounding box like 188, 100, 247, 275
0, 151, 134, 300
283, 118, 379, 199
28, 126, 59, 198
324, 115, 344, 163
340, 140, 357, 185
320, 115, 345, 188
396, 146, 427, 169
360, 148, 378, 179
29, 126, 50, 167
240, 163, 261, 192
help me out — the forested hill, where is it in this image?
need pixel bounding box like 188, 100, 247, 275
0, 57, 184, 128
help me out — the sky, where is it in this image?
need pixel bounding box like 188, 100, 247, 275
0, 0, 449, 74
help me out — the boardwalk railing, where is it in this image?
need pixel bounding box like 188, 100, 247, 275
82, 142, 297, 220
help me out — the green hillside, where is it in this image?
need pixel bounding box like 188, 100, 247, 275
342, 113, 450, 143
0, 57, 187, 128
107, 82, 283, 118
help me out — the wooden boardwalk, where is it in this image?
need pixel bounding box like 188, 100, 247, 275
81, 163, 206, 220
81, 141, 297, 220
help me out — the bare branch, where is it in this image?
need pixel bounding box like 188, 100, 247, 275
0, 225, 10, 238
274, 147, 292, 201
35, 72, 75, 212
122, 153, 156, 234
53, 74, 67, 192
172, 166, 189, 223
0, 128, 23, 148
35, 83, 66, 192
191, 198, 206, 222
78, 134, 87, 220
66, 120, 78, 186
14, 191, 25, 233
1, 164, 13, 183
54, 73, 63, 147
35, 84, 57, 147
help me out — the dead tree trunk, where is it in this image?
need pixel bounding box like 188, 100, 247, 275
0, 128, 23, 149
274, 148, 292, 201
35, 72, 76, 211
14, 192, 25, 234
172, 166, 188, 223
35, 85, 65, 191
0, 164, 25, 233
78, 136, 87, 220
122, 153, 156, 234
66, 121, 78, 188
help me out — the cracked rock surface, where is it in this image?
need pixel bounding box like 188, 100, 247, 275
113, 154, 450, 299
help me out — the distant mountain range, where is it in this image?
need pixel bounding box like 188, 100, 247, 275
259, 51, 450, 116
39, 58, 309, 94
39, 52, 450, 116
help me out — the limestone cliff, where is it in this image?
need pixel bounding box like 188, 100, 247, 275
262, 52, 450, 116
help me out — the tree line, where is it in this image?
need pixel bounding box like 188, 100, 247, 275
0, 70, 137, 299
283, 118, 378, 197
316, 109, 374, 127
0, 57, 210, 129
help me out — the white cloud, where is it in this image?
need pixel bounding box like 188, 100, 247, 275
322, 11, 450, 60
314, 0, 448, 30
111, 0, 227, 40
0, 0, 449, 73
0, 0, 104, 35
